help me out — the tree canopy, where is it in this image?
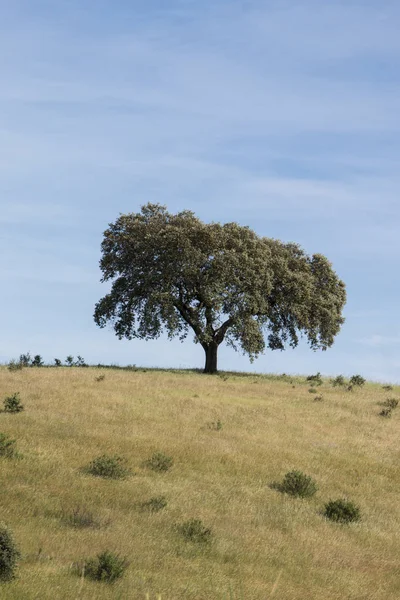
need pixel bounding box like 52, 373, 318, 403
94, 203, 346, 373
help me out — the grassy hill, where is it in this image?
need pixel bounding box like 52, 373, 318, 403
0, 366, 399, 599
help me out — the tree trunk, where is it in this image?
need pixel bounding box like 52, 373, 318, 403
203, 342, 218, 374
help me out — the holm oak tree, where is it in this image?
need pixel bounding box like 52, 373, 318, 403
94, 204, 346, 373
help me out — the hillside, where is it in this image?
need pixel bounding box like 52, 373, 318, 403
0, 367, 399, 599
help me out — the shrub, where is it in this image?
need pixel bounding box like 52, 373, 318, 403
145, 452, 174, 473
75, 356, 87, 367
0, 434, 18, 458
95, 374, 105, 382
379, 408, 392, 418
313, 395, 324, 402
19, 353, 31, 367
65, 356, 74, 367
177, 519, 212, 544
207, 419, 223, 430
0, 525, 20, 581
54, 358, 62, 367
308, 388, 317, 394
278, 470, 318, 498
382, 385, 393, 391
306, 372, 323, 386
7, 360, 23, 372
331, 375, 346, 387
63, 505, 104, 529
323, 499, 361, 524
3, 393, 24, 414
83, 550, 128, 583
383, 398, 399, 409
31, 355, 44, 367
84, 455, 131, 479
349, 374, 366, 387
140, 496, 167, 513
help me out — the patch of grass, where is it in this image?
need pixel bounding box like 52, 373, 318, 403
0, 525, 20, 581
176, 519, 213, 544
207, 419, 223, 430
62, 505, 106, 528
306, 372, 323, 386
383, 398, 398, 409
323, 499, 361, 524
0, 433, 18, 458
313, 395, 324, 402
382, 385, 393, 391
140, 496, 168, 513
379, 408, 392, 418
3, 393, 24, 413
84, 454, 131, 479
308, 388, 317, 394
7, 360, 24, 372
80, 550, 128, 583
95, 374, 106, 382
144, 452, 174, 473
276, 470, 318, 498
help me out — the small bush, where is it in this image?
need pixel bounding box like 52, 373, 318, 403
65, 355, 74, 367
306, 372, 323, 386
382, 385, 393, 391
308, 387, 317, 394
95, 374, 106, 382
31, 355, 44, 367
313, 395, 324, 402
177, 519, 212, 544
3, 393, 24, 414
331, 375, 346, 387
323, 499, 361, 524
383, 398, 398, 409
207, 419, 223, 431
145, 452, 174, 473
0, 525, 20, 581
7, 360, 23, 372
85, 455, 131, 479
278, 470, 318, 498
54, 358, 62, 367
63, 505, 104, 529
75, 356, 87, 367
379, 408, 392, 418
349, 374, 366, 387
0, 434, 18, 458
83, 550, 128, 583
140, 496, 167, 513
19, 353, 31, 367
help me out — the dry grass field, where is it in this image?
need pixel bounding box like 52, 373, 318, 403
0, 366, 399, 599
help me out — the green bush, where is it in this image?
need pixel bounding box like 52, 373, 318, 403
0, 526, 20, 581
85, 455, 131, 479
3, 393, 24, 413
0, 434, 18, 458
278, 470, 318, 498
306, 372, 323, 386
323, 499, 361, 524
349, 374, 366, 387
19, 353, 31, 367
83, 550, 128, 583
331, 375, 346, 387
140, 496, 167, 513
7, 360, 23, 372
383, 398, 398, 409
31, 355, 44, 367
145, 452, 174, 473
308, 388, 317, 394
177, 519, 212, 544
54, 358, 62, 367
382, 385, 393, 391
63, 505, 104, 529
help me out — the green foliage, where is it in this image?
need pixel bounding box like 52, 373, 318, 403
383, 398, 398, 409
277, 470, 318, 498
54, 358, 62, 367
3, 393, 24, 413
382, 385, 393, 391
7, 360, 23, 372
0, 525, 20, 581
75, 356, 87, 367
31, 355, 44, 367
84, 454, 131, 479
349, 375, 366, 387
306, 372, 323, 386
331, 375, 346, 387
19, 353, 31, 367
308, 387, 317, 394
140, 496, 168, 513
82, 550, 128, 583
94, 204, 346, 373
0, 434, 18, 458
65, 355, 74, 367
145, 452, 174, 473
177, 519, 213, 544
379, 408, 392, 418
323, 499, 361, 524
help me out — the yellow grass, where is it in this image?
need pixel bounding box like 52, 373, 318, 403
0, 366, 399, 599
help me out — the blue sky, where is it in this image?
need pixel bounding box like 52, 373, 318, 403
1, 0, 399, 381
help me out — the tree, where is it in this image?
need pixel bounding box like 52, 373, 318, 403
94, 204, 346, 374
